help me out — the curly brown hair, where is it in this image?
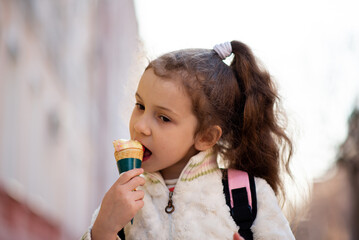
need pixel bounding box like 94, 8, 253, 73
146, 40, 293, 197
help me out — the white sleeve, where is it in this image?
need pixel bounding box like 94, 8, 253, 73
251, 178, 295, 240
89, 206, 101, 231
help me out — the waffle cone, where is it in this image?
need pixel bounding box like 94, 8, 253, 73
114, 148, 144, 161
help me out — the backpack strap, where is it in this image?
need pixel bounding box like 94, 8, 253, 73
228, 169, 252, 208
222, 169, 257, 240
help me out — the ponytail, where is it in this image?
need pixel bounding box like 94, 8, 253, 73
229, 40, 293, 196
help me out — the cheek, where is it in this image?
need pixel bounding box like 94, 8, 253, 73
129, 110, 135, 136
169, 127, 196, 149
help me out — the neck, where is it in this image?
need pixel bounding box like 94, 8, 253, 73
160, 147, 199, 180
160, 160, 189, 180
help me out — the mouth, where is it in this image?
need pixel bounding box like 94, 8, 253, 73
142, 145, 152, 162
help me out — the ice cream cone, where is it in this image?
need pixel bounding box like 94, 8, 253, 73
112, 139, 144, 225
113, 139, 144, 175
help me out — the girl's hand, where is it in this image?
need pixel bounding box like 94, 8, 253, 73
233, 232, 245, 240
91, 168, 145, 240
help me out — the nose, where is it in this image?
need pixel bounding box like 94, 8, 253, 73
133, 115, 151, 136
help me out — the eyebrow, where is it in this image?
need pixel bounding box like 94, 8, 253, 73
135, 92, 179, 117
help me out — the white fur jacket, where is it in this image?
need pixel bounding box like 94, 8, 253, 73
82, 150, 295, 240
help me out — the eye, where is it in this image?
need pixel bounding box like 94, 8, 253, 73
159, 115, 171, 122
135, 103, 145, 110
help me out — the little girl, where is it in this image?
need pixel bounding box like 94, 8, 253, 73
82, 41, 295, 240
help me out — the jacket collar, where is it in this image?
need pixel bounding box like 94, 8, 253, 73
144, 149, 219, 186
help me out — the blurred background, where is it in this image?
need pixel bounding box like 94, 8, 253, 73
0, 0, 358, 239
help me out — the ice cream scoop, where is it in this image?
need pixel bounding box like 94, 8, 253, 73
113, 139, 144, 175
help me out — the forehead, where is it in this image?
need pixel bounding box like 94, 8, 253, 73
137, 69, 193, 111
139, 68, 185, 92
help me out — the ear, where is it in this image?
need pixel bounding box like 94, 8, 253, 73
194, 125, 222, 151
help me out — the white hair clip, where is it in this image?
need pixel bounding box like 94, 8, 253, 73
213, 42, 232, 60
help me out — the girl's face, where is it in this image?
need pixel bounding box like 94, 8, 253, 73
129, 69, 199, 180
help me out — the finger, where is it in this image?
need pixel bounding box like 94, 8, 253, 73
233, 232, 244, 240
117, 168, 144, 185
126, 176, 146, 190
131, 190, 145, 200
134, 199, 144, 209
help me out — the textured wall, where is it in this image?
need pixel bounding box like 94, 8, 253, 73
0, 0, 141, 238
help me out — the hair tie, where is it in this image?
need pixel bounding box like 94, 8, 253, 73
213, 42, 232, 60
